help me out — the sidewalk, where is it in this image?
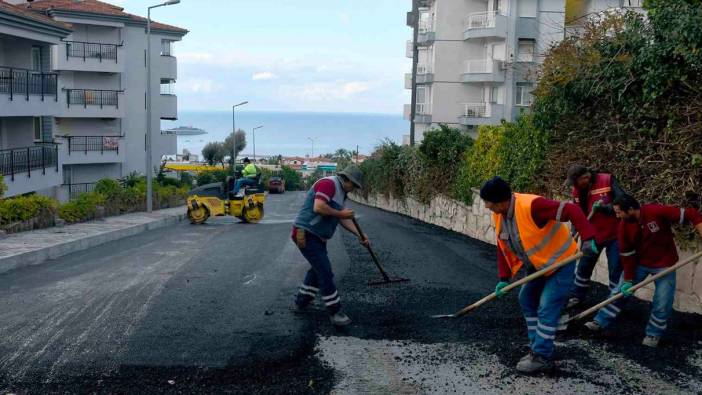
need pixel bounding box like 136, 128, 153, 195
0, 207, 186, 275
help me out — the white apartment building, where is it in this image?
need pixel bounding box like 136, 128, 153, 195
404, 0, 642, 143
1, 0, 186, 200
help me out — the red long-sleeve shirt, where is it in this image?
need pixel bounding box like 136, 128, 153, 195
497, 197, 596, 279
620, 204, 702, 281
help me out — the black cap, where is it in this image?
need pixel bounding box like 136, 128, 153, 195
566, 164, 589, 186
480, 176, 512, 203
243, 157, 251, 163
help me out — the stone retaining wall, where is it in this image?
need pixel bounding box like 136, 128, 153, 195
353, 191, 702, 315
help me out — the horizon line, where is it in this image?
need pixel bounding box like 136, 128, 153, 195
175, 109, 404, 117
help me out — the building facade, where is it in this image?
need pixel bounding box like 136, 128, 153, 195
404, 0, 642, 143
1, 0, 186, 200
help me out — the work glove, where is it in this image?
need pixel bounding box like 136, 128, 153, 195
581, 239, 599, 258
495, 281, 510, 297
620, 281, 634, 297
591, 200, 603, 213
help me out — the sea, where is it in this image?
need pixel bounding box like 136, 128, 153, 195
162, 111, 409, 159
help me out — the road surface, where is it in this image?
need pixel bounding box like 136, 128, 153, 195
2, 191, 702, 393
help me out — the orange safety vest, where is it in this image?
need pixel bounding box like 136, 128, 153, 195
494, 193, 578, 278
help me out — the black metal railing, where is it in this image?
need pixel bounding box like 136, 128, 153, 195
66, 89, 120, 108
0, 144, 59, 181
65, 41, 119, 63
65, 182, 97, 200
0, 66, 58, 101
65, 136, 121, 155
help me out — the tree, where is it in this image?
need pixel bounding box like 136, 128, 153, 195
0, 175, 5, 199
202, 142, 225, 166
281, 165, 302, 191
223, 129, 247, 169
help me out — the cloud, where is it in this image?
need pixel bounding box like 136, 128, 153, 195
340, 12, 350, 25
279, 81, 372, 102
178, 78, 220, 94
252, 71, 278, 81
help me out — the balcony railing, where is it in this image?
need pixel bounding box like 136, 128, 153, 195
417, 64, 432, 74
464, 59, 494, 74
416, 103, 429, 115
0, 66, 58, 101
464, 11, 499, 30
64, 136, 121, 155
65, 41, 120, 63
65, 182, 96, 200
66, 89, 120, 108
463, 103, 489, 118
0, 144, 59, 180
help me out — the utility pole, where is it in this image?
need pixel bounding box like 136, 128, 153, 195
409, 0, 420, 146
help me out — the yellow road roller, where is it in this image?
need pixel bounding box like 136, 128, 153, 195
186, 177, 265, 224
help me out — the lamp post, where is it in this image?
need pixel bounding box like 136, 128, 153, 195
307, 137, 316, 158
252, 125, 263, 162
146, 0, 180, 213
231, 101, 248, 170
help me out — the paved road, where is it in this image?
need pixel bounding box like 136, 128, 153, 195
2, 191, 702, 393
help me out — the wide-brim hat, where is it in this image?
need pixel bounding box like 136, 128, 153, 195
338, 165, 363, 189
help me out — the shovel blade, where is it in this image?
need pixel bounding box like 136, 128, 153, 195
368, 277, 411, 286
430, 313, 457, 319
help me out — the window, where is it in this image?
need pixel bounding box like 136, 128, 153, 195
489, 86, 499, 104
161, 40, 173, 56
517, 40, 535, 62
416, 86, 427, 114
31, 47, 41, 71
33, 117, 43, 141
160, 79, 175, 95
515, 83, 533, 106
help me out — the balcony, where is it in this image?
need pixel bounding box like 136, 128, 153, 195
417, 21, 435, 46
0, 144, 61, 197
406, 40, 414, 58
403, 103, 431, 124
159, 54, 177, 80
404, 73, 412, 89
0, 66, 59, 117
464, 11, 507, 40
159, 94, 178, 120
62, 89, 124, 118
58, 135, 124, 165
416, 65, 434, 84
54, 41, 124, 73
462, 59, 505, 83
459, 103, 505, 126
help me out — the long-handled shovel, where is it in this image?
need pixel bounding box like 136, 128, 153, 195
569, 250, 702, 323
351, 217, 411, 286
431, 252, 584, 319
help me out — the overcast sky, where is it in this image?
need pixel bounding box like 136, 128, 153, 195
115, 0, 411, 114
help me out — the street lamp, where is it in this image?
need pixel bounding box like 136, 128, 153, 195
307, 137, 316, 158
146, 0, 181, 213
252, 125, 263, 162
232, 101, 248, 168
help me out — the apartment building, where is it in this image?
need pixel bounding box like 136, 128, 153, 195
1, 0, 186, 200
403, 0, 643, 143
0, 1, 71, 197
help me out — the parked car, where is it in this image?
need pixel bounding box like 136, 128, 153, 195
268, 176, 285, 194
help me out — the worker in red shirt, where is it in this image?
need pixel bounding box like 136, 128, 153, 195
480, 177, 597, 373
585, 194, 702, 347
566, 165, 627, 308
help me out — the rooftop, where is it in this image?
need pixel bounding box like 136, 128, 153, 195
0, 0, 71, 31
24, 0, 187, 34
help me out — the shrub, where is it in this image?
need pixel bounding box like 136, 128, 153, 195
281, 166, 302, 191
180, 172, 194, 188
0, 175, 6, 198
94, 178, 121, 197
58, 192, 106, 223
454, 125, 504, 204
0, 194, 58, 226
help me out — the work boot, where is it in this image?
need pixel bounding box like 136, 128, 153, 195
330, 312, 352, 327
584, 321, 601, 332
642, 336, 660, 348
566, 297, 581, 309
516, 352, 554, 374
289, 302, 308, 315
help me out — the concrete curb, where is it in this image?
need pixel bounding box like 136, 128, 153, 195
0, 211, 186, 275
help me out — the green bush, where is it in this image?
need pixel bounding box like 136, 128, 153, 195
180, 172, 194, 189
196, 169, 230, 186
454, 125, 504, 204
0, 194, 58, 226
281, 165, 302, 191
0, 175, 6, 198
58, 192, 106, 223
94, 178, 121, 197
